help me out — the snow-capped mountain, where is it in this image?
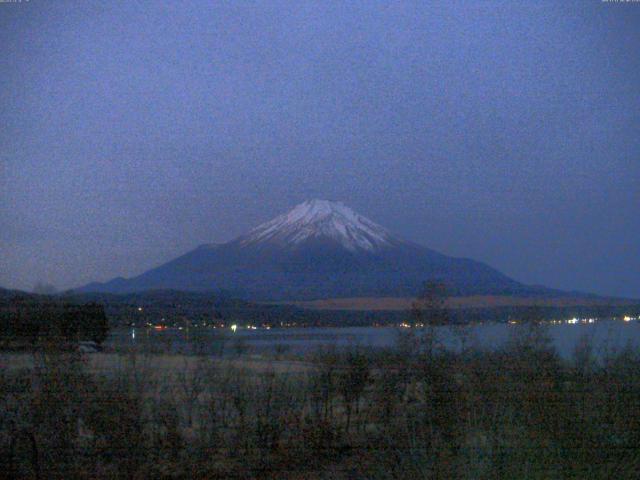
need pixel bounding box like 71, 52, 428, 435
239, 199, 399, 252
78, 200, 547, 300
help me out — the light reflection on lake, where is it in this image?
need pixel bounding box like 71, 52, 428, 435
106, 320, 640, 359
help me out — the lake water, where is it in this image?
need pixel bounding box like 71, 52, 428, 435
107, 319, 640, 359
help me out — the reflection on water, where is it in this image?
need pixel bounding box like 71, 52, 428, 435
105, 319, 640, 359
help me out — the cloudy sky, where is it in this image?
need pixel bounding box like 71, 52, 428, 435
1, 0, 639, 298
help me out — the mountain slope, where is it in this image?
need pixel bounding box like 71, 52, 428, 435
77, 199, 552, 300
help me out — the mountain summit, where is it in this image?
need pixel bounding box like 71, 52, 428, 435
239, 199, 397, 252
78, 200, 546, 300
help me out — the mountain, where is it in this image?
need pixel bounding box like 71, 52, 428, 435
77, 199, 554, 300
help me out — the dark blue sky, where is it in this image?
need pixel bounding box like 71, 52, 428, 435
1, 1, 639, 298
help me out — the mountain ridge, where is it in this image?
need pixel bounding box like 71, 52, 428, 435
76, 200, 563, 300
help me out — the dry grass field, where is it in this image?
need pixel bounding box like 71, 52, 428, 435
0, 352, 312, 375
282, 295, 638, 311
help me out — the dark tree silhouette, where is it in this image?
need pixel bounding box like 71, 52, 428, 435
411, 280, 450, 326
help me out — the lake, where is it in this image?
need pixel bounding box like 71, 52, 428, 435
107, 319, 640, 359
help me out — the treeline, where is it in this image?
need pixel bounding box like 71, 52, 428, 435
10, 288, 636, 328
0, 296, 109, 348
2, 325, 640, 478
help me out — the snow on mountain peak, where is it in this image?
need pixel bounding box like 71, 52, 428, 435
239, 199, 397, 252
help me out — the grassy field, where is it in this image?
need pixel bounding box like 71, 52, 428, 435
0, 352, 313, 375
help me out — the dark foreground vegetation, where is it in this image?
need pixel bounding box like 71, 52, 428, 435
2, 323, 640, 479
0, 296, 109, 350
